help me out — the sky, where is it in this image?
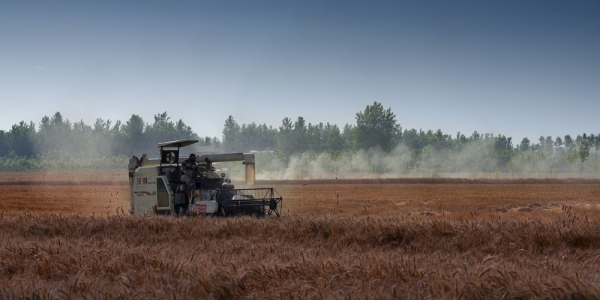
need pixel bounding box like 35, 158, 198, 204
1, 0, 599, 144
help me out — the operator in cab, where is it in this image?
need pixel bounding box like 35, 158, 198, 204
180, 153, 200, 204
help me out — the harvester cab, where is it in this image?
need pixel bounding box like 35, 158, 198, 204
127, 139, 282, 217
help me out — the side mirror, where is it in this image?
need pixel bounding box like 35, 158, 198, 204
220, 173, 226, 178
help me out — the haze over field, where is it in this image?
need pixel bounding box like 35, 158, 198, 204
1, 1, 599, 143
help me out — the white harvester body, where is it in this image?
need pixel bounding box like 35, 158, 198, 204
127, 139, 281, 216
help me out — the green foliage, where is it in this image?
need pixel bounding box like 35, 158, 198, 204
494, 135, 513, 169
519, 137, 531, 152
402, 129, 429, 150
0, 153, 39, 171
0, 109, 597, 175
0, 152, 126, 171
564, 135, 574, 148
354, 102, 400, 152
566, 147, 578, 167
579, 140, 591, 163
222, 115, 241, 152
276, 117, 294, 157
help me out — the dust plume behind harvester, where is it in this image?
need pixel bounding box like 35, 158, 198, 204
127, 139, 282, 216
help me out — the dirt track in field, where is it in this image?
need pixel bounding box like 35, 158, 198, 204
1, 172, 599, 218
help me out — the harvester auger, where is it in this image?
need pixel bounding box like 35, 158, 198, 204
127, 139, 282, 217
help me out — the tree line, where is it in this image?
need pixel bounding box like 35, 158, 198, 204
0, 112, 201, 169
0, 102, 598, 174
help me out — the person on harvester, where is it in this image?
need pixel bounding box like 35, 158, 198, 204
179, 153, 200, 211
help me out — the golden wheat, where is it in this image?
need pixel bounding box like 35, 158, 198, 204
1, 212, 600, 299
1, 172, 600, 299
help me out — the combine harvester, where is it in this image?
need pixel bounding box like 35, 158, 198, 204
127, 139, 282, 217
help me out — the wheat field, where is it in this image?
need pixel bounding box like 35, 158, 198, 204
1, 172, 600, 299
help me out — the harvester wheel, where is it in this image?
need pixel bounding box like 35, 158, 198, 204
268, 199, 280, 217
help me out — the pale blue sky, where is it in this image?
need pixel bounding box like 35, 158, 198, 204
1, 1, 598, 143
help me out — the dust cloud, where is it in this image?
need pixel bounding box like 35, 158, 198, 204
220, 141, 600, 181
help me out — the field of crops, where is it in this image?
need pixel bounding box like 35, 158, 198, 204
1, 171, 600, 298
